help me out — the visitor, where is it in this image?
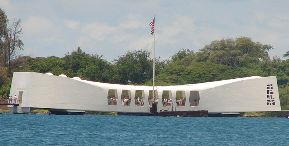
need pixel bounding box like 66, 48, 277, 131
123, 96, 130, 106
176, 99, 180, 106
136, 97, 140, 105
112, 96, 117, 105
12, 95, 17, 104
168, 99, 172, 106
154, 97, 158, 102
108, 97, 113, 105
182, 98, 185, 106
163, 98, 167, 106
15, 95, 18, 104
135, 97, 139, 105
8, 96, 12, 104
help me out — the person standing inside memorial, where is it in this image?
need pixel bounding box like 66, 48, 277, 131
13, 95, 17, 104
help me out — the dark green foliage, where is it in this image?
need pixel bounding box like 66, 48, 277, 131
29, 56, 65, 74
25, 47, 112, 82
0, 8, 8, 67
157, 61, 229, 85
0, 8, 7, 42
0, 67, 10, 99
114, 50, 153, 84
196, 37, 272, 68
279, 86, 289, 109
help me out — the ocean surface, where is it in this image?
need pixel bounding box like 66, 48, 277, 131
0, 115, 289, 146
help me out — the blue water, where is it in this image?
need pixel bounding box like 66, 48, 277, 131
0, 115, 289, 146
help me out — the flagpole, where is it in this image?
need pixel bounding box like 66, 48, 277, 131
152, 16, 156, 102
149, 17, 156, 107
152, 24, 156, 102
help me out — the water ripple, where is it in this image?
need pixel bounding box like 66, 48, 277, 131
1, 115, 289, 145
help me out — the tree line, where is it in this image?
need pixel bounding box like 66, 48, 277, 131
0, 8, 289, 109
0, 8, 22, 98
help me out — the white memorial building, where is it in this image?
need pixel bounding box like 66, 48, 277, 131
9, 72, 281, 114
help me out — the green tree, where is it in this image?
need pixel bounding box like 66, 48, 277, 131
0, 8, 23, 76
78, 55, 112, 82
171, 49, 195, 62
28, 56, 65, 75
63, 47, 112, 82
156, 61, 229, 85
0, 8, 8, 66
115, 50, 153, 84
63, 47, 90, 76
279, 86, 289, 109
196, 37, 272, 68
5, 19, 24, 75
0, 8, 23, 98
0, 67, 10, 99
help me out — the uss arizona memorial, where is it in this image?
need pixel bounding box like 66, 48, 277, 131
9, 72, 281, 114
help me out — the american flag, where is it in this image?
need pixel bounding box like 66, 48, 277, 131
149, 17, 155, 35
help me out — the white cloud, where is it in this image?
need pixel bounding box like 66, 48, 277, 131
156, 16, 197, 49
2, 0, 289, 59
82, 23, 118, 41
0, 0, 9, 7
64, 20, 80, 30
79, 19, 146, 48
22, 16, 53, 35
120, 17, 145, 29
128, 37, 152, 50
160, 16, 195, 38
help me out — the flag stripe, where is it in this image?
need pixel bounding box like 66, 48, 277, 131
150, 17, 155, 35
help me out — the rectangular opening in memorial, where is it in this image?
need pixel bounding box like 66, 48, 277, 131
107, 89, 118, 105
162, 90, 172, 107
121, 90, 131, 106
176, 91, 185, 106
189, 91, 200, 106
135, 90, 144, 106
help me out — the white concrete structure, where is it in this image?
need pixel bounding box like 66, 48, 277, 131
9, 72, 281, 113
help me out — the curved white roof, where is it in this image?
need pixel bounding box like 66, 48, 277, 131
59, 74, 67, 77
72, 77, 82, 80
45, 72, 53, 76
73, 76, 263, 91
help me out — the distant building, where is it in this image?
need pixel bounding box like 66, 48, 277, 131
9, 72, 281, 114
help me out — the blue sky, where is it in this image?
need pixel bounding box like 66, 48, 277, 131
1, 0, 289, 61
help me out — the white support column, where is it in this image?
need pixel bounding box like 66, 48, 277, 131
144, 90, 149, 108
130, 90, 135, 108
169, 92, 177, 111
157, 90, 163, 112
117, 89, 122, 110
171, 90, 176, 111
185, 91, 191, 109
